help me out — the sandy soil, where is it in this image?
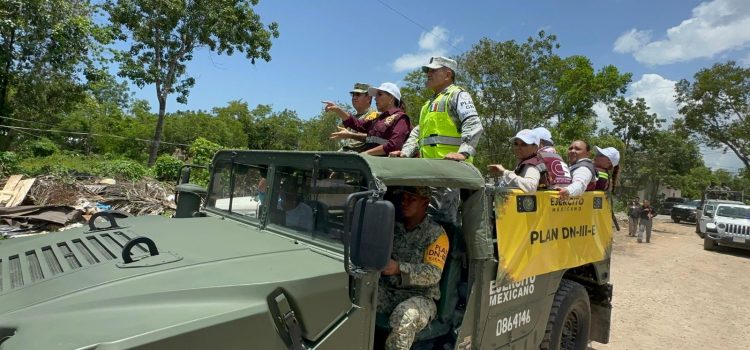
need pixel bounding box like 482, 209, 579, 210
591, 216, 750, 350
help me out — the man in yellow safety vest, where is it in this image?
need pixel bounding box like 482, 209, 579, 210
389, 56, 483, 162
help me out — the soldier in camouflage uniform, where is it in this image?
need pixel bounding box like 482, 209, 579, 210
329, 82, 379, 152
379, 186, 449, 350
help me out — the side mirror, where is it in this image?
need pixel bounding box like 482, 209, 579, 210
349, 198, 394, 271
705, 212, 713, 218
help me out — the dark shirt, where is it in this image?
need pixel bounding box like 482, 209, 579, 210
342, 107, 411, 154
639, 206, 656, 220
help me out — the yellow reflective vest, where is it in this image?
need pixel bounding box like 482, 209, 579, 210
418, 85, 472, 163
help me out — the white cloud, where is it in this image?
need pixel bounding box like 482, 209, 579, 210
628, 74, 679, 125
613, 29, 652, 53
392, 26, 453, 72
593, 102, 614, 130
613, 0, 750, 65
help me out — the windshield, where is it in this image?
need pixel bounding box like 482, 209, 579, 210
683, 200, 700, 208
716, 206, 750, 219
207, 159, 370, 247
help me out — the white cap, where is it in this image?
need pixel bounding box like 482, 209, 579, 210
595, 146, 620, 166
510, 129, 540, 145
368, 82, 401, 101
532, 127, 553, 145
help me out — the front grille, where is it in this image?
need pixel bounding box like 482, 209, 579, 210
0, 231, 138, 292
725, 224, 750, 236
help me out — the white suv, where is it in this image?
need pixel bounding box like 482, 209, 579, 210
703, 203, 750, 251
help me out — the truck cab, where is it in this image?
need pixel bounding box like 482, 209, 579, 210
0, 151, 613, 349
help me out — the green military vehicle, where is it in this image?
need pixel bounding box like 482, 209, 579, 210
0, 151, 613, 349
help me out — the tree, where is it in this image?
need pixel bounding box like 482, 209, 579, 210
457, 31, 631, 170
675, 61, 750, 170
246, 109, 303, 150
0, 0, 101, 149
104, 0, 279, 165
607, 97, 664, 150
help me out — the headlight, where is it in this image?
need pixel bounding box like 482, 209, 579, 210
718, 223, 725, 229
706, 223, 717, 231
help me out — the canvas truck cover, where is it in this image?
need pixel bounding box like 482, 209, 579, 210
495, 189, 613, 281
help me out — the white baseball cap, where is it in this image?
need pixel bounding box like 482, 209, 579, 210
510, 129, 540, 145
595, 146, 620, 166
532, 127, 553, 145
368, 82, 401, 101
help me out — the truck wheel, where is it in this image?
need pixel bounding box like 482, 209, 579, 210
703, 237, 715, 251
540, 279, 591, 350
672, 216, 680, 224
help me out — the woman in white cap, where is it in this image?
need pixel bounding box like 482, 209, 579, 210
558, 140, 597, 200
487, 129, 542, 193
593, 146, 620, 191
324, 82, 411, 156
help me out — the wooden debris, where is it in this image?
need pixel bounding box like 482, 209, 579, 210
1, 175, 36, 207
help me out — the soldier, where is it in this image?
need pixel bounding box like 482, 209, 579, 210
389, 56, 483, 224
627, 196, 641, 237
328, 83, 379, 152
379, 186, 449, 350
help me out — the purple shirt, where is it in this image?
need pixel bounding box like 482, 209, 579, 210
343, 107, 411, 154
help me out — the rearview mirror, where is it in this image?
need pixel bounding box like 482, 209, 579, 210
349, 198, 394, 271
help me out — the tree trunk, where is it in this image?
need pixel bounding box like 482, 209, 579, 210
148, 97, 167, 166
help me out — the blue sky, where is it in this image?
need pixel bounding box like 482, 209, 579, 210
123, 0, 749, 172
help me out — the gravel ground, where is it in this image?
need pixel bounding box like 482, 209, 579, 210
591, 216, 750, 350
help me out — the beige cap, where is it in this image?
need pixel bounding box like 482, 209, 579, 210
422, 56, 458, 73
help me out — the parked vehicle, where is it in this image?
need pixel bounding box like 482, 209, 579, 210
703, 204, 750, 252
659, 197, 688, 215
696, 187, 744, 235
0, 151, 615, 350
697, 199, 745, 237
671, 200, 701, 223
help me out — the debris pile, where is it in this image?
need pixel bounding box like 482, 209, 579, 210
1, 175, 177, 237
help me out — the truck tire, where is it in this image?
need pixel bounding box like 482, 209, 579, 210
540, 279, 591, 350
672, 216, 680, 224
703, 237, 715, 251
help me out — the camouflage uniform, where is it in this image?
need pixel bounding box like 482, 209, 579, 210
378, 216, 449, 350
340, 108, 378, 152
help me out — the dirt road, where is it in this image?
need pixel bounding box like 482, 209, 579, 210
592, 216, 750, 350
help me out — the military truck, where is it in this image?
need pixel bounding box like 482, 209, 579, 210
0, 151, 613, 349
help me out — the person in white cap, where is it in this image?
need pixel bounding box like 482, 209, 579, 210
532, 127, 557, 153
487, 129, 542, 193
323, 82, 411, 156
389, 56, 483, 162
593, 146, 620, 191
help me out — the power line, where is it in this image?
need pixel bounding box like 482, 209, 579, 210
0, 125, 190, 147
373, 0, 463, 54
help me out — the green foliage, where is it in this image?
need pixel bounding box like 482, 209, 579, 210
153, 155, 183, 181
246, 109, 303, 150
19, 152, 98, 177
189, 137, 223, 186
20, 138, 60, 157
93, 159, 149, 181
675, 61, 750, 170
0, 151, 20, 177
0, 0, 102, 150
104, 0, 280, 165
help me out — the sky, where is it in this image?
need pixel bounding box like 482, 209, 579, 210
123, 0, 749, 173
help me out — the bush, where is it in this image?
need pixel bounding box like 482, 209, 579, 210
21, 138, 60, 157
189, 138, 223, 187
153, 155, 183, 181
19, 153, 95, 177
93, 159, 149, 181
0, 151, 20, 177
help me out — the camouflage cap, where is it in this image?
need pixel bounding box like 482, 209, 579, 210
350, 82, 371, 94
399, 186, 431, 199
421, 56, 458, 73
